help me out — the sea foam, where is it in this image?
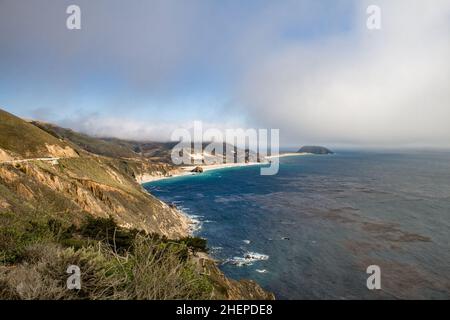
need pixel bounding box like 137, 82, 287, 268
224, 251, 269, 267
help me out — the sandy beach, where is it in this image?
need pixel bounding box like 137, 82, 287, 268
140, 152, 309, 184
139, 161, 263, 184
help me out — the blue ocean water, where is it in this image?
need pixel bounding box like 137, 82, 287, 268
144, 151, 450, 299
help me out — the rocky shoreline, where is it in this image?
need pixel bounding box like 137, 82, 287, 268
138, 169, 275, 300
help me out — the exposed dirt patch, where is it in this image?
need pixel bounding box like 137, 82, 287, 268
0, 148, 13, 162
0, 166, 19, 183
45, 144, 78, 158
0, 198, 10, 210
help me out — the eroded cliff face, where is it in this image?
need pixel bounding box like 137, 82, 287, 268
0, 109, 274, 300
0, 157, 191, 239
0, 158, 274, 299
192, 253, 275, 300
44, 143, 79, 158
0, 148, 13, 162
121, 160, 184, 184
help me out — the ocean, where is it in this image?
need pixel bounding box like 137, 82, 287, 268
144, 151, 450, 299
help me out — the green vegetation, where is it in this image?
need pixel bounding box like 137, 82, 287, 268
30, 121, 180, 162
0, 109, 72, 158
77, 216, 208, 254
178, 236, 208, 253
0, 108, 273, 300
0, 154, 182, 235
31, 121, 139, 159
0, 213, 213, 299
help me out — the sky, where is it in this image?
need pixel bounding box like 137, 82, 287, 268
0, 0, 449, 148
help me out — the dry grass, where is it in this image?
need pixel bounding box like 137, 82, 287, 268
124, 236, 212, 299
0, 236, 213, 300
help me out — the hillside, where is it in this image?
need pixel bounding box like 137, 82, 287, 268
0, 110, 190, 237
31, 121, 140, 159
0, 108, 273, 300
31, 121, 259, 164
31, 121, 178, 161
0, 110, 79, 161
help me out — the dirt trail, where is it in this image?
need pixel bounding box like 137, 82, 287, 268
0, 157, 61, 164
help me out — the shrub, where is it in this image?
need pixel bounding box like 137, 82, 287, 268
177, 237, 208, 253
0, 217, 56, 264
0, 235, 213, 300
78, 216, 141, 252
0, 215, 214, 300
0, 243, 125, 300
120, 235, 212, 299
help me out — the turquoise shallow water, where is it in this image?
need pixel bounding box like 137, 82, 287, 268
144, 151, 450, 299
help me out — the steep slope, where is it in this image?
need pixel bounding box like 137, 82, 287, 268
30, 122, 260, 164
0, 108, 274, 300
30, 121, 172, 161
0, 109, 190, 238
0, 110, 79, 160
31, 121, 140, 159
0, 157, 191, 237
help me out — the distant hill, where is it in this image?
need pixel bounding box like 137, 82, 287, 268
31, 121, 141, 159
0, 110, 79, 160
0, 108, 189, 236
31, 121, 182, 162
31, 122, 258, 164
0, 114, 261, 235
298, 146, 333, 154
0, 108, 273, 300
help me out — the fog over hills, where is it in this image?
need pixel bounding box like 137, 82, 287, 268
1, 0, 449, 148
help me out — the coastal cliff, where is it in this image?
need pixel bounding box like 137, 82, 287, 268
0, 108, 273, 300
194, 254, 275, 299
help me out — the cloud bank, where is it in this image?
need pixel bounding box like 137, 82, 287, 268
237, 0, 450, 147
0, 0, 449, 147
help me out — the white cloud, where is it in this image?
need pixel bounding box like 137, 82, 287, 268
237, 0, 450, 147
1, 0, 449, 147
61, 115, 244, 142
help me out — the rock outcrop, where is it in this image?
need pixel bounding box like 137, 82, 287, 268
0, 158, 191, 238
298, 146, 333, 154
192, 253, 275, 300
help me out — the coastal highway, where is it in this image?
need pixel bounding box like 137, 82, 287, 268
0, 157, 61, 164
